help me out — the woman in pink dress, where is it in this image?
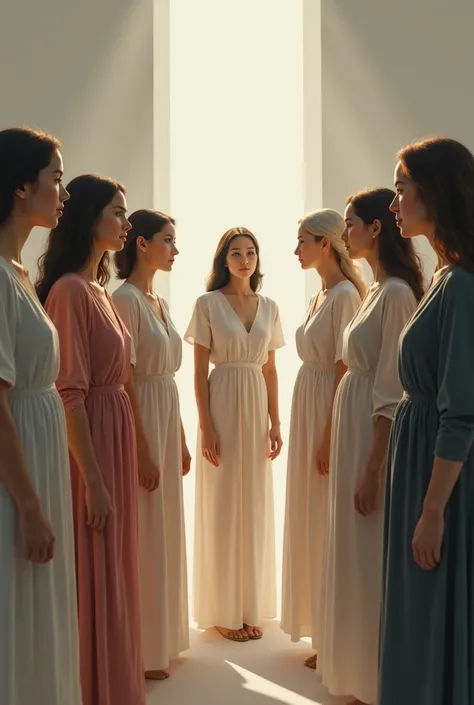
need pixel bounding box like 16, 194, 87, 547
36, 174, 146, 705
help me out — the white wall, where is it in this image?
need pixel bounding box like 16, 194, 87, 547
321, 0, 474, 277
0, 0, 156, 282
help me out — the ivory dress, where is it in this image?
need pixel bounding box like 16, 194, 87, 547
281, 281, 361, 646
185, 290, 284, 629
46, 275, 145, 705
113, 283, 189, 671
317, 278, 416, 704
0, 259, 82, 705
380, 267, 474, 705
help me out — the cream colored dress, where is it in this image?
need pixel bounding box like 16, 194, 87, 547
0, 259, 82, 705
280, 281, 361, 647
185, 290, 284, 629
113, 283, 189, 671
317, 278, 417, 704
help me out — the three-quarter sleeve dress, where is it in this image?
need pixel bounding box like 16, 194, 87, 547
379, 267, 474, 705
317, 278, 416, 704
46, 274, 145, 705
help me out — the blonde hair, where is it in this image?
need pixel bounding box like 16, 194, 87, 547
298, 208, 367, 298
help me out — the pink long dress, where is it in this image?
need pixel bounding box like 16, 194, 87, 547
45, 274, 145, 705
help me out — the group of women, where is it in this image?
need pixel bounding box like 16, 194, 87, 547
0, 125, 473, 705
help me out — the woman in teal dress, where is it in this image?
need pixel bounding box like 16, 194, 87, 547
379, 137, 474, 705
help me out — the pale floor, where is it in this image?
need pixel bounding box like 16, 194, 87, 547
145, 620, 346, 705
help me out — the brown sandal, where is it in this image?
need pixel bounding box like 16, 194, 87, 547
216, 626, 249, 642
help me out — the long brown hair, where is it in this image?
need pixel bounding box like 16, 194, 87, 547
36, 174, 125, 304
398, 137, 474, 270
114, 208, 175, 279
347, 187, 425, 302
0, 127, 61, 226
206, 227, 263, 292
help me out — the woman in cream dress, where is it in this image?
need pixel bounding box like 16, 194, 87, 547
316, 189, 424, 705
280, 209, 364, 668
113, 209, 190, 679
185, 227, 284, 642
0, 128, 81, 705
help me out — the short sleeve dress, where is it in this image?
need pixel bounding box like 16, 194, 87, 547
113, 283, 189, 672
185, 291, 284, 629
0, 258, 81, 705
280, 280, 361, 647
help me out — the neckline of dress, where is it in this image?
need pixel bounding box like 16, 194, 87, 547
217, 289, 260, 334
87, 279, 124, 334
125, 282, 170, 337
0, 256, 41, 305
304, 280, 350, 332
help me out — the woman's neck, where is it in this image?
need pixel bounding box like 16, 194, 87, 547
316, 258, 347, 291
80, 245, 109, 284
222, 278, 253, 297
365, 251, 388, 286
0, 216, 32, 264
126, 264, 157, 296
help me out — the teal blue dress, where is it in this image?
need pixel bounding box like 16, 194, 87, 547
379, 267, 474, 705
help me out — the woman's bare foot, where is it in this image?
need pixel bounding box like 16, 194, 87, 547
216, 626, 249, 642
304, 653, 317, 669
145, 670, 170, 680
243, 624, 263, 640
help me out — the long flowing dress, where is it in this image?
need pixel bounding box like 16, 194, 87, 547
281, 281, 361, 646
113, 283, 189, 671
379, 267, 474, 705
317, 278, 416, 704
45, 274, 145, 705
185, 290, 284, 629
0, 258, 82, 705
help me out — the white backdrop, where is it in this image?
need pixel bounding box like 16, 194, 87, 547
2, 0, 474, 623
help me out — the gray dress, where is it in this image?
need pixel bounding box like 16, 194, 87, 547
379, 266, 474, 705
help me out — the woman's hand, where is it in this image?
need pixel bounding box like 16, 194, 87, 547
201, 426, 220, 467
138, 453, 161, 492
86, 480, 113, 530
354, 470, 381, 516
182, 443, 192, 476
412, 509, 444, 570
19, 505, 55, 563
269, 424, 283, 461
316, 434, 331, 476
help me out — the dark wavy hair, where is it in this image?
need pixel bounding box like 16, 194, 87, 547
0, 127, 61, 226
347, 187, 425, 302
206, 227, 263, 292
36, 174, 125, 304
114, 208, 176, 279
398, 137, 474, 270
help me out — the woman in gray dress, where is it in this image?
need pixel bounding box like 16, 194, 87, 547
379, 137, 474, 705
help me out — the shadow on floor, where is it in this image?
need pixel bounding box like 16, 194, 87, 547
146, 621, 346, 705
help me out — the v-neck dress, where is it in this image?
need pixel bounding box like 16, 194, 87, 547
184, 290, 284, 629
280, 281, 361, 646
316, 278, 417, 704
0, 259, 82, 705
45, 274, 145, 705
379, 267, 474, 705
113, 283, 189, 671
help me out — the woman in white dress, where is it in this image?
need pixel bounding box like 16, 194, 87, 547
280, 209, 365, 668
316, 188, 424, 705
0, 128, 82, 705
113, 209, 190, 679
185, 227, 284, 642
